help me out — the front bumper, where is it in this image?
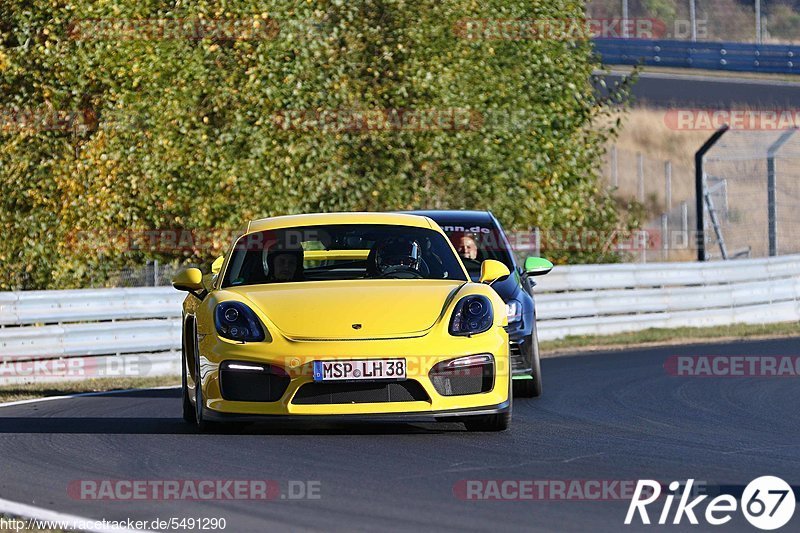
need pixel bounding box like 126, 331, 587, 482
506, 321, 533, 376
202, 399, 511, 424
194, 327, 510, 417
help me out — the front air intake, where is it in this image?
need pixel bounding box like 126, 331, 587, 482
292, 380, 429, 405
219, 361, 290, 402
429, 355, 494, 396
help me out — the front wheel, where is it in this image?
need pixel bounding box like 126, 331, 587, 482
465, 377, 512, 432
516, 324, 543, 398
463, 411, 511, 432
182, 371, 196, 424
192, 337, 218, 432
194, 366, 217, 432
181, 329, 196, 423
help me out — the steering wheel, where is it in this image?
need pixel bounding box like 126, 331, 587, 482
461, 258, 482, 270
378, 265, 425, 279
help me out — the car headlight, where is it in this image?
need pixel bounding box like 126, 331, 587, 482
449, 295, 493, 336
215, 302, 266, 342
506, 299, 522, 324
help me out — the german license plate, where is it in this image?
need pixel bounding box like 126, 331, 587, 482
312, 359, 406, 382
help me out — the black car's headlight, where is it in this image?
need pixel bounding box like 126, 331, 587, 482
449, 295, 493, 336
215, 302, 266, 342
506, 299, 522, 324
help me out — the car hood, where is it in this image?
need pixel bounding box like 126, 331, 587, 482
229, 279, 466, 339
482, 269, 520, 302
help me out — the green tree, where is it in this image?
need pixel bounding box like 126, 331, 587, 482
0, 0, 628, 290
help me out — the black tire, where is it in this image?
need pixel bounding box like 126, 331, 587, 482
464, 410, 511, 432
181, 325, 197, 423
465, 377, 512, 432
515, 323, 543, 398
182, 367, 196, 424
192, 333, 218, 432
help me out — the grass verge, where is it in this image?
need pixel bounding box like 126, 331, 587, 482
540, 321, 800, 356
0, 376, 180, 404
603, 65, 800, 84
1, 323, 798, 401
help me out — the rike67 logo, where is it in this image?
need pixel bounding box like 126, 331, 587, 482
626, 477, 796, 530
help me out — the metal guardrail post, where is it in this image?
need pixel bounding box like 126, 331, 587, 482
767, 128, 798, 257
695, 125, 729, 262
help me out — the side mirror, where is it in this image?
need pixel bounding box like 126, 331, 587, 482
524, 256, 554, 276
211, 256, 225, 276
479, 259, 511, 284
172, 268, 204, 294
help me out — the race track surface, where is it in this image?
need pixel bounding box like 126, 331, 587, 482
1, 337, 798, 532
599, 71, 800, 108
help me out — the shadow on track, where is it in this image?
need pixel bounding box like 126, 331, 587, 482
0, 416, 462, 435
0, 388, 462, 435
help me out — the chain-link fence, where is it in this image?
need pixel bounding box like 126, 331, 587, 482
587, 0, 800, 44
94, 262, 184, 288
700, 128, 800, 260
605, 145, 696, 262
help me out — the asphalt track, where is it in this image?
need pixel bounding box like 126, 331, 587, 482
1, 337, 798, 532
599, 71, 800, 108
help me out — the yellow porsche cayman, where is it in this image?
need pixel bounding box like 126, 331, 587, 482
173, 212, 512, 431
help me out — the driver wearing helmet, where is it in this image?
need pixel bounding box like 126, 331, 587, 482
369, 237, 423, 278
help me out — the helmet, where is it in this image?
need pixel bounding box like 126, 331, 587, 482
374, 238, 421, 274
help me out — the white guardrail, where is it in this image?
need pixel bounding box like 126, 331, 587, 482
0, 255, 799, 382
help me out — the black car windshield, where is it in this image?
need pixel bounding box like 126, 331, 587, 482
221, 224, 467, 287
434, 221, 516, 281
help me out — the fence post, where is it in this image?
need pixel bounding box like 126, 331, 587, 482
766, 128, 797, 257
681, 200, 688, 240
661, 213, 669, 261
695, 125, 729, 261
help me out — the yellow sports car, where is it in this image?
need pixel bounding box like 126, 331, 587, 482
173, 212, 514, 431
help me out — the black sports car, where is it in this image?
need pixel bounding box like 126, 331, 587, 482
409, 210, 553, 397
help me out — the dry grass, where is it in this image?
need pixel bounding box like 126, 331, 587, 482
614, 108, 710, 166
540, 321, 800, 356
0, 375, 180, 403
602, 107, 800, 259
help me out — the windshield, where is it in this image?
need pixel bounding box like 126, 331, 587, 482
434, 221, 516, 282
221, 224, 467, 287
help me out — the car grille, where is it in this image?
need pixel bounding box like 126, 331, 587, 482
220, 365, 290, 402
291, 380, 429, 405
